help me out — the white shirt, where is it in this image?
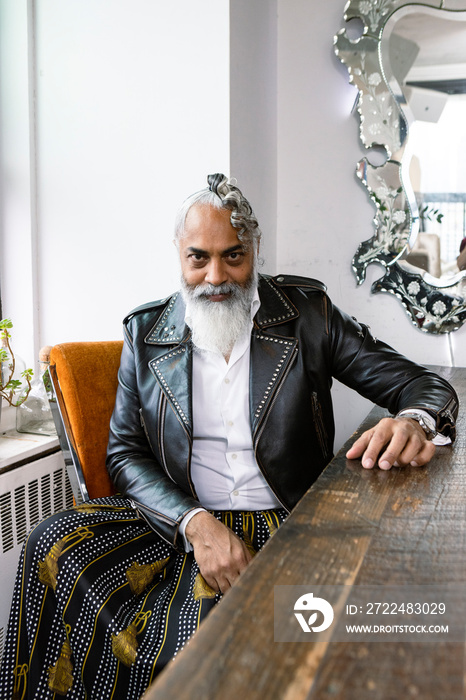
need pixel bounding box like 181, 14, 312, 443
179, 290, 280, 549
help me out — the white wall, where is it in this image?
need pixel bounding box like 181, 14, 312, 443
230, 0, 278, 274
0, 1, 38, 367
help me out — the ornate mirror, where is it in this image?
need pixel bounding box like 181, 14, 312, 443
335, 0, 466, 333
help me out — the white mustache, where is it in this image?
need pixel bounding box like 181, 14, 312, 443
192, 282, 240, 298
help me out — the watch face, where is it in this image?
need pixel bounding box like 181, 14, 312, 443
417, 418, 436, 440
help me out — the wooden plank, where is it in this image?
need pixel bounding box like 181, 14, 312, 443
143, 366, 466, 700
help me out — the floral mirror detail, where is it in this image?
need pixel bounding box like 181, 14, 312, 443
335, 0, 466, 333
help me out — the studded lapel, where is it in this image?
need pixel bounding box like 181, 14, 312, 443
145, 294, 193, 439
249, 331, 298, 440
149, 344, 192, 439
249, 278, 299, 439
254, 276, 299, 328
145, 293, 187, 345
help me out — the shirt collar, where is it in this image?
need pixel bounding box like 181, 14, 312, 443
250, 286, 261, 321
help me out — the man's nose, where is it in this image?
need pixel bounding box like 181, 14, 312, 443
205, 259, 228, 286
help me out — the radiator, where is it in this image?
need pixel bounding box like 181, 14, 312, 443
0, 451, 73, 665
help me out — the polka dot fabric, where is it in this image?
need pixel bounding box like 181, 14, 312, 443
0, 497, 286, 699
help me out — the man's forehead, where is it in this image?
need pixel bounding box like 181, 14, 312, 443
184, 203, 231, 227
181, 204, 244, 249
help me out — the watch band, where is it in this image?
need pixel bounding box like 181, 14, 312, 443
396, 411, 437, 440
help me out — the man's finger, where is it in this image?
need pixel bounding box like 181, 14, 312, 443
381, 436, 435, 469
358, 423, 396, 469
374, 426, 418, 469
346, 417, 436, 471
346, 431, 373, 461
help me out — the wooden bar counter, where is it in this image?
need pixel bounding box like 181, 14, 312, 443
144, 366, 465, 700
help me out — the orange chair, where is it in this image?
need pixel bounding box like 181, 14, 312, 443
49, 341, 123, 502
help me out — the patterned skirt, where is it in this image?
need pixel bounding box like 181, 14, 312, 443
0, 496, 287, 699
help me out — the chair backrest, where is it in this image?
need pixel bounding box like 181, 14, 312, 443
49, 341, 123, 501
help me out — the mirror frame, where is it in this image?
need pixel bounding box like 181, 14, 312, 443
335, 0, 466, 334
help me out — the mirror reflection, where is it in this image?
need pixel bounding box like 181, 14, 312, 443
383, 7, 466, 282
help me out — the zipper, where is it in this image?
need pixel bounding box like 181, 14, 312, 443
156, 395, 172, 480
141, 401, 197, 498
130, 498, 177, 526
129, 499, 178, 547
140, 407, 174, 483
311, 391, 330, 460
156, 395, 197, 497
139, 408, 156, 453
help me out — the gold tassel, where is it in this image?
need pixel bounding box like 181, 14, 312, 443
73, 503, 101, 513
193, 573, 218, 600
111, 611, 152, 667
263, 511, 278, 537
74, 503, 128, 513
241, 512, 257, 557
48, 636, 74, 695
111, 623, 138, 667
12, 663, 28, 700
38, 527, 94, 590
38, 539, 65, 590
126, 558, 170, 595
243, 530, 257, 557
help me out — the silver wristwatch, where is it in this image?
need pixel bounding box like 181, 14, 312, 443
397, 412, 437, 440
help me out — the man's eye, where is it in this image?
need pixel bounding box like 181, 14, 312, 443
228, 252, 243, 262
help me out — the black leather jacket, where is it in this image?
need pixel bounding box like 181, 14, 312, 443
106, 274, 458, 550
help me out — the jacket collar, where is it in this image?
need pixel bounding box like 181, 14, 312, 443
254, 276, 299, 329
144, 292, 190, 345
144, 276, 299, 345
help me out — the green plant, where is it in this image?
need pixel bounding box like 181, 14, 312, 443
419, 205, 444, 225
0, 318, 33, 407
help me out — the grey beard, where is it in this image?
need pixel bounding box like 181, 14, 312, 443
180, 269, 258, 358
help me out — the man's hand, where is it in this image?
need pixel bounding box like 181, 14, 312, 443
185, 511, 252, 593
346, 416, 436, 470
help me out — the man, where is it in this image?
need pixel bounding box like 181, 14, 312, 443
107, 172, 457, 592
0, 174, 458, 699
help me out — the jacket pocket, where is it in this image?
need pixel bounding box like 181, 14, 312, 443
311, 392, 330, 460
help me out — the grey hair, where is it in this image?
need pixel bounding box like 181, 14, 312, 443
174, 173, 261, 249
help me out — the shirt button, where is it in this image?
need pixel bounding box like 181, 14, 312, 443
227, 420, 234, 427
231, 454, 237, 460
224, 378, 230, 384
232, 490, 239, 496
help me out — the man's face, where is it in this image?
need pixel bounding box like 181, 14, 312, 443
178, 204, 255, 299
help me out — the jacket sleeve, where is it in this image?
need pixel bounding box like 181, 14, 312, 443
106, 323, 201, 551
326, 298, 458, 440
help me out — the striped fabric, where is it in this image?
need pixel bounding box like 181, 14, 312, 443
0, 496, 286, 699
